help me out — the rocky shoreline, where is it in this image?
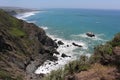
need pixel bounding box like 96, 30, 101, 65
0, 9, 59, 80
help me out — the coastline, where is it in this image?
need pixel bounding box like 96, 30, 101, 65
1, 8, 120, 80
14, 11, 92, 74
14, 11, 40, 20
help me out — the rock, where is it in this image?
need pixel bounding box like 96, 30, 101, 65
61, 53, 69, 58
48, 56, 58, 61
54, 62, 58, 65
54, 39, 57, 41
0, 35, 12, 52
0, 10, 59, 80
44, 46, 60, 55
86, 32, 95, 37
72, 42, 82, 47
67, 45, 69, 47
49, 62, 51, 65
58, 40, 64, 45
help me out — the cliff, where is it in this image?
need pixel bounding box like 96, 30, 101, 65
0, 9, 58, 80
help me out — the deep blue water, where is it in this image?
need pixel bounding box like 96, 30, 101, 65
27, 9, 120, 39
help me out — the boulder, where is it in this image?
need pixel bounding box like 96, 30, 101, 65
61, 53, 68, 58
67, 45, 69, 47
86, 32, 95, 37
58, 40, 64, 45
72, 42, 82, 47
49, 56, 58, 61
54, 39, 57, 42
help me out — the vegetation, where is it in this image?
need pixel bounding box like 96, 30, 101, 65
9, 27, 26, 37
43, 33, 120, 80
0, 9, 26, 37
109, 32, 120, 47
42, 55, 90, 80
94, 43, 113, 55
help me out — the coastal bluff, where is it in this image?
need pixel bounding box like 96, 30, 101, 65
0, 9, 58, 80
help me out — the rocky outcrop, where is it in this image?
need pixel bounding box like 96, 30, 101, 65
61, 53, 69, 58
86, 32, 95, 37
57, 40, 64, 45
0, 9, 58, 80
72, 42, 82, 47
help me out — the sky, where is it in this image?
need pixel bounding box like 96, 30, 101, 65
0, 0, 120, 10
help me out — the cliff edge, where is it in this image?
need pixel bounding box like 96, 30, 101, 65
0, 9, 58, 80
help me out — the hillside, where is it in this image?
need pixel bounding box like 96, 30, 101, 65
43, 33, 120, 80
0, 9, 58, 80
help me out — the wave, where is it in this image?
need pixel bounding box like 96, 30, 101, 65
71, 33, 107, 41
40, 26, 49, 30
15, 11, 40, 20
14, 11, 105, 74
35, 33, 89, 74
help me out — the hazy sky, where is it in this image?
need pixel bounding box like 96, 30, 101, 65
0, 0, 120, 10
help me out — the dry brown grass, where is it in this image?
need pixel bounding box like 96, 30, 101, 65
76, 63, 119, 80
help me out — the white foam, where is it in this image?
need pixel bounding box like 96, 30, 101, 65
71, 33, 106, 41
14, 11, 94, 74
35, 34, 89, 74
15, 11, 40, 20
41, 26, 48, 30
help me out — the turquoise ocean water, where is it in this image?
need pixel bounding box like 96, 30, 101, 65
17, 9, 120, 74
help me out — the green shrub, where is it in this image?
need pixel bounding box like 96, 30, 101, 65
94, 43, 113, 55
42, 55, 90, 80
9, 27, 26, 37
42, 69, 65, 80
109, 32, 120, 47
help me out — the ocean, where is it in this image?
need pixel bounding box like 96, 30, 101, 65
16, 8, 120, 74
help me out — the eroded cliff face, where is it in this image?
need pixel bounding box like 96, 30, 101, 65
0, 9, 58, 80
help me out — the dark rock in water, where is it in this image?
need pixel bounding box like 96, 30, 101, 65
54, 62, 58, 65
72, 42, 82, 47
54, 39, 57, 42
58, 40, 64, 45
67, 45, 69, 47
61, 53, 68, 58
86, 32, 95, 37
69, 56, 71, 57
54, 51, 60, 54
49, 62, 51, 65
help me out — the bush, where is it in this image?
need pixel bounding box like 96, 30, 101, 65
9, 27, 26, 37
109, 32, 120, 47
94, 43, 113, 55
42, 55, 90, 80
